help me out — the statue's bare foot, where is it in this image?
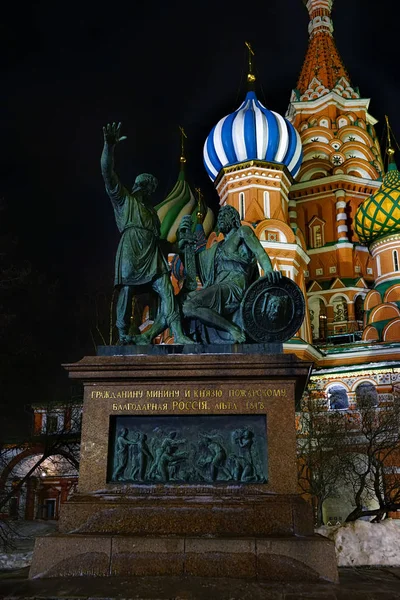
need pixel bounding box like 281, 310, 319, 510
131, 334, 152, 345
230, 326, 246, 344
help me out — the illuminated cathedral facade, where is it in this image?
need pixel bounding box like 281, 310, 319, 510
157, 0, 399, 365
154, 0, 400, 520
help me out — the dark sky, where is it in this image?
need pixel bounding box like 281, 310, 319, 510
1, 0, 399, 365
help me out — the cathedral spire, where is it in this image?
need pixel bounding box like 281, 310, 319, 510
304, 0, 334, 38
296, 0, 358, 99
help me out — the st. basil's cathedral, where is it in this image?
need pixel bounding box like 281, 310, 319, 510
156, 2, 399, 376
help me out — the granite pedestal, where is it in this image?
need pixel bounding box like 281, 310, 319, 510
29, 346, 339, 583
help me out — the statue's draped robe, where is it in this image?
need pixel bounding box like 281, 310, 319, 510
106, 179, 169, 287
183, 235, 259, 343
188, 239, 258, 315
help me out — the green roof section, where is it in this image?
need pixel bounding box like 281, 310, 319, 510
354, 160, 400, 245
375, 279, 400, 297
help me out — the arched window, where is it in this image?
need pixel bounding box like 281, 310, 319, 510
313, 225, 322, 248
393, 250, 399, 272
333, 296, 348, 322
355, 295, 364, 324
355, 382, 378, 408
308, 217, 325, 248
239, 192, 245, 220
263, 191, 270, 218
309, 297, 327, 341
319, 306, 327, 341
327, 385, 349, 410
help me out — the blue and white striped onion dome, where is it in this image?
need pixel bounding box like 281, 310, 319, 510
203, 90, 303, 182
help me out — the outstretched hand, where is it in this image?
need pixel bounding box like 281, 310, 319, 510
264, 270, 283, 284
103, 122, 127, 146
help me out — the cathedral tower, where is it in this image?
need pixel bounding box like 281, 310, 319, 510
286, 0, 385, 342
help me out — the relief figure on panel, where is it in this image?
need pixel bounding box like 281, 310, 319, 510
112, 428, 136, 481
148, 430, 188, 482
197, 432, 230, 482
130, 432, 153, 481
231, 427, 261, 482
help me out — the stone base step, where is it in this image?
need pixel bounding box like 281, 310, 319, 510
29, 533, 338, 583
59, 492, 314, 537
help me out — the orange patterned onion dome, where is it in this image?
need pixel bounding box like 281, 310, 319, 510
354, 161, 400, 245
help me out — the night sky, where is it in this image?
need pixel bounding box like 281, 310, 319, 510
1, 0, 399, 391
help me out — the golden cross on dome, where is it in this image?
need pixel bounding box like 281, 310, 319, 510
179, 125, 187, 165
245, 41, 256, 86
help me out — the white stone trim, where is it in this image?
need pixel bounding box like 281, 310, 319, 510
307, 286, 370, 296
335, 200, 347, 209
307, 243, 353, 255
291, 174, 382, 196
260, 241, 310, 264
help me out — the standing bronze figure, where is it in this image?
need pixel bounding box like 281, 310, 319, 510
101, 122, 192, 344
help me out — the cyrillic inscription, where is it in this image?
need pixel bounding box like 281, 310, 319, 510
97, 387, 287, 412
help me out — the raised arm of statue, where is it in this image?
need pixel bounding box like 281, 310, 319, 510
240, 225, 282, 282
101, 122, 127, 194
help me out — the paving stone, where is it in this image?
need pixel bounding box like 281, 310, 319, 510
1, 569, 400, 600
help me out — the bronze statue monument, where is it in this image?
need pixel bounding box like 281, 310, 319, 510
102, 124, 304, 346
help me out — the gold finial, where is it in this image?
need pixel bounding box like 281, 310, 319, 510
179, 125, 187, 166
385, 115, 395, 158
245, 41, 256, 86
195, 187, 204, 223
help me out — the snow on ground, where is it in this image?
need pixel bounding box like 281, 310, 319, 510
0, 520, 58, 570
317, 519, 400, 567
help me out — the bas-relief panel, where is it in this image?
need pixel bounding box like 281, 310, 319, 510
108, 414, 268, 485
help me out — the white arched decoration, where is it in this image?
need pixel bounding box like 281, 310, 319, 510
308, 296, 327, 340
239, 192, 245, 220
393, 250, 399, 272
263, 191, 270, 218
376, 255, 381, 276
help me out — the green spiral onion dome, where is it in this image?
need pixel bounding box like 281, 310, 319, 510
155, 170, 214, 244
355, 160, 400, 245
